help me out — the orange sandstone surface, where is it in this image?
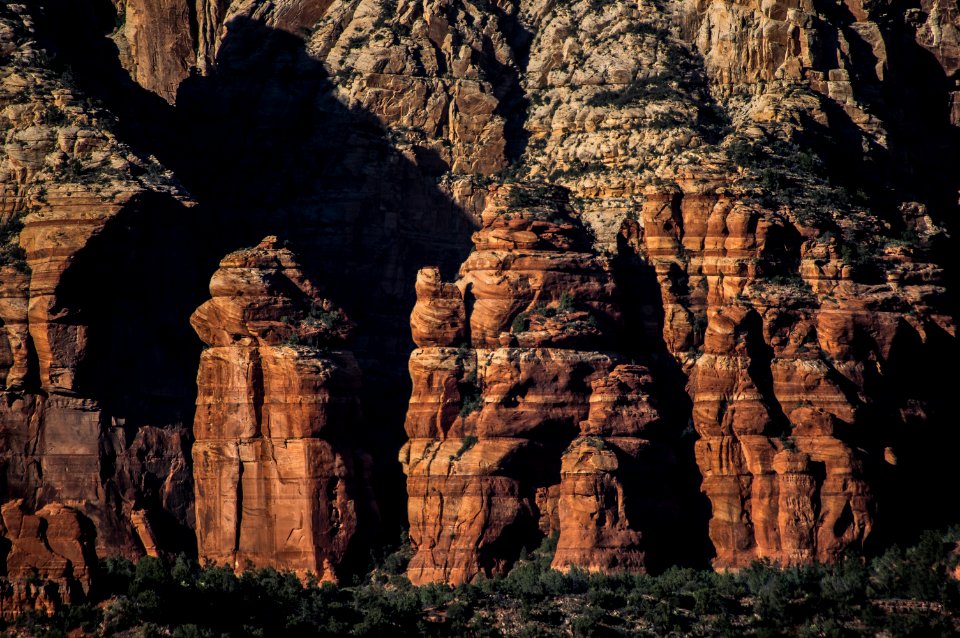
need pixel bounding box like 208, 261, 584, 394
190, 237, 377, 582
402, 184, 674, 585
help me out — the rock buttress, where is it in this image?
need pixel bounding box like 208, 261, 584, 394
190, 236, 377, 582
402, 184, 672, 585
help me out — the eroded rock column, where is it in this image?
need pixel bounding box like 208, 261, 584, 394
191, 236, 376, 581
402, 184, 670, 584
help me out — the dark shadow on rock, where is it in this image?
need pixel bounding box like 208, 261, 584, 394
792, 0, 960, 543
863, 319, 960, 548
487, 3, 533, 163
32, 2, 478, 565
614, 226, 715, 571
54, 191, 206, 556
804, 0, 960, 297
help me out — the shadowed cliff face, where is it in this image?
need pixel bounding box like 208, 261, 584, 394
171, 20, 478, 528
5, 1, 478, 577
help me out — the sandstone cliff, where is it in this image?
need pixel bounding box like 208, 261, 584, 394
0, 500, 96, 619
0, 0, 956, 608
402, 184, 676, 584
0, 3, 197, 607
190, 237, 377, 581
508, 0, 958, 570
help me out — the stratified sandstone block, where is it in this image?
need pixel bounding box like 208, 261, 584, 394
552, 365, 667, 574
551, 439, 646, 573
402, 437, 536, 585
403, 185, 670, 584
411, 267, 466, 348
191, 237, 375, 581
686, 271, 876, 569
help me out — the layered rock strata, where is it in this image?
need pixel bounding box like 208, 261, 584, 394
633, 154, 956, 568
0, 0, 955, 600
0, 2, 196, 601
190, 236, 376, 581
551, 364, 668, 573
402, 184, 670, 584
510, 0, 959, 569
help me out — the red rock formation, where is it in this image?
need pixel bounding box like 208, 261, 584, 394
403, 184, 670, 584
0, 267, 30, 390
112, 0, 196, 103
0, 500, 96, 619
551, 364, 668, 573
637, 166, 954, 569
687, 304, 874, 568
0, 4, 196, 588
191, 236, 376, 581
0, 0, 955, 599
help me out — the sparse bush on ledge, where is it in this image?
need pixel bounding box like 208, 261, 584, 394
0, 212, 29, 273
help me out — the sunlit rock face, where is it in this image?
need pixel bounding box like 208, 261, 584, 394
402, 184, 675, 585
0, 0, 958, 611
191, 237, 377, 582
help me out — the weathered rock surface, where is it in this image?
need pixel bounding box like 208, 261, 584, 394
550, 364, 669, 574
510, 0, 959, 569
634, 157, 956, 567
402, 184, 672, 584
0, 500, 97, 619
0, 0, 956, 608
0, 3, 197, 609
111, 0, 197, 103
191, 237, 376, 581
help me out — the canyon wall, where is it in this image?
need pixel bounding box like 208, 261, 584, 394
0, 2, 196, 615
0, 0, 956, 606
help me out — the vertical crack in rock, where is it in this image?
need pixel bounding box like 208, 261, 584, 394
233, 454, 243, 561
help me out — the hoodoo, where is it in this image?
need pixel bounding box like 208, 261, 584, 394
190, 237, 377, 581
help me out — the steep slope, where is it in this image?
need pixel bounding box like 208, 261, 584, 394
506, 0, 959, 569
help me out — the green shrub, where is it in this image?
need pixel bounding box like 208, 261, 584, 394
454, 435, 479, 458
8, 526, 960, 637
506, 183, 556, 208
0, 213, 29, 273
458, 395, 482, 417
510, 312, 529, 333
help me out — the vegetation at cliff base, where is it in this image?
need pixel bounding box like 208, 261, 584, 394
2, 529, 958, 638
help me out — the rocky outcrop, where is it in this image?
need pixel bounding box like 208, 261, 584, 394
190, 237, 376, 581
0, 3, 197, 602
507, 0, 959, 570
0, 0, 955, 602
631, 150, 956, 567
111, 0, 197, 103
550, 364, 669, 573
191, 0, 520, 176
516, 0, 729, 249
687, 304, 875, 568
402, 184, 672, 584
0, 500, 97, 619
